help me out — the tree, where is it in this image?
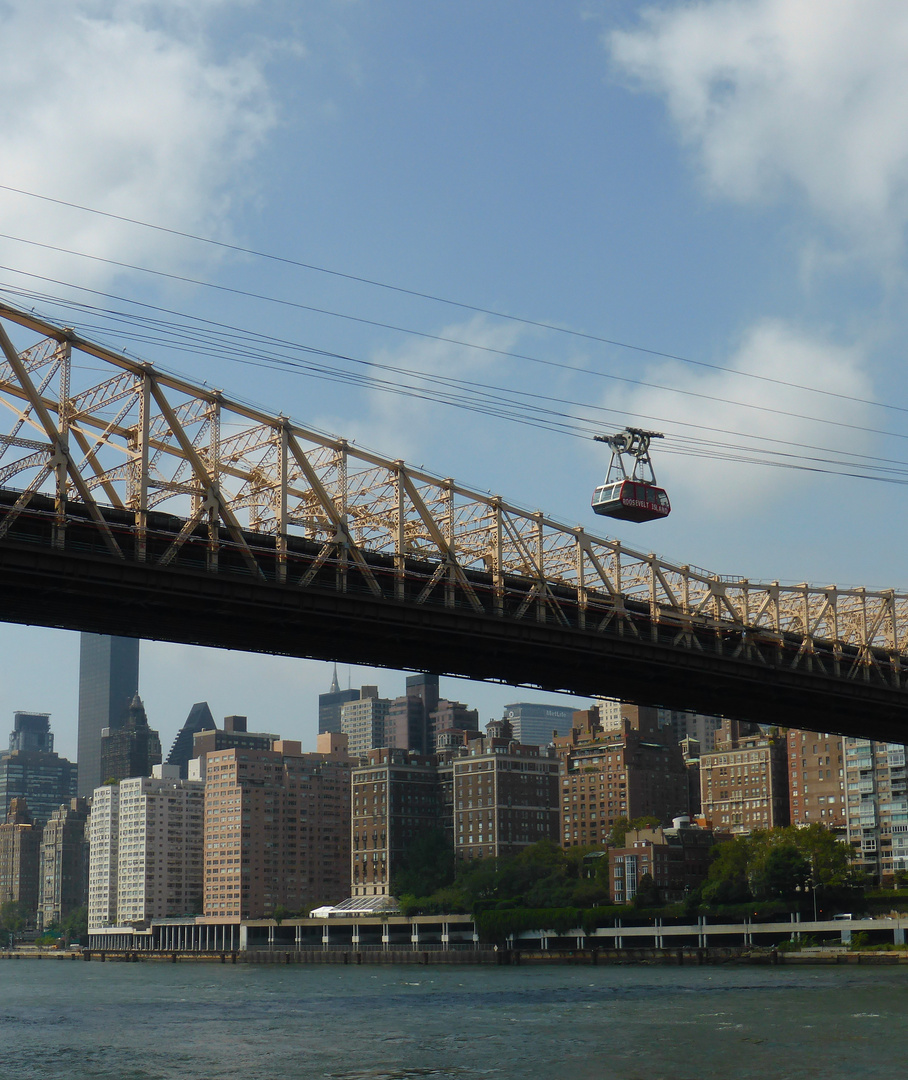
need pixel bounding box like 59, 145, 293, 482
701, 836, 755, 904
0, 901, 24, 935
751, 844, 810, 900
607, 816, 661, 847
390, 829, 456, 899
61, 907, 88, 944
633, 872, 661, 908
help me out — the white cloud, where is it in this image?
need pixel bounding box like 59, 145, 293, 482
317, 316, 528, 467
608, 0, 908, 257
603, 319, 873, 511
0, 0, 276, 290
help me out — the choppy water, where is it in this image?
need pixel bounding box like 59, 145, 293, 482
1, 959, 906, 1079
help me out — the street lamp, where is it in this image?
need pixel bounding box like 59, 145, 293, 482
796, 876, 819, 922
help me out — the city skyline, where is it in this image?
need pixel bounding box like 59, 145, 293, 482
3, 3, 908, 767
0, 634, 593, 767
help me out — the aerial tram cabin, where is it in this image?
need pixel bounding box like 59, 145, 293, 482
591, 428, 671, 523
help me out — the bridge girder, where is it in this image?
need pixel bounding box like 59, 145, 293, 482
1, 300, 907, 740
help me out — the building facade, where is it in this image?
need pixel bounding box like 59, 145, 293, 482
351, 748, 442, 897
39, 797, 89, 929
191, 715, 276, 769
449, 720, 561, 862
699, 721, 789, 835
658, 709, 724, 754
166, 702, 216, 778
555, 705, 688, 848
0, 798, 42, 928
0, 713, 76, 825
87, 785, 119, 929
844, 738, 908, 884
610, 821, 716, 904
77, 634, 140, 797
340, 687, 391, 758
115, 768, 205, 925
318, 668, 360, 735
503, 702, 576, 746
787, 729, 847, 829
203, 734, 352, 920
99, 694, 162, 785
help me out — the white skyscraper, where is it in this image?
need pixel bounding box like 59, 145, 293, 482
116, 766, 204, 924
87, 784, 119, 930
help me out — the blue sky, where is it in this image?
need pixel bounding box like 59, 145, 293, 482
3, 0, 908, 760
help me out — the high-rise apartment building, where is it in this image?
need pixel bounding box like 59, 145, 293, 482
341, 687, 391, 757
350, 722, 561, 896
318, 667, 359, 735
38, 797, 89, 929
351, 748, 441, 897
555, 706, 688, 847
0, 713, 76, 825
202, 734, 352, 920
503, 702, 576, 746
99, 694, 162, 784
191, 715, 276, 771
0, 798, 42, 928
844, 738, 908, 884
116, 767, 204, 925
449, 719, 561, 862
77, 634, 140, 797
87, 785, 119, 929
787, 729, 846, 828
700, 721, 789, 835
166, 702, 215, 778
658, 710, 723, 754
428, 700, 479, 749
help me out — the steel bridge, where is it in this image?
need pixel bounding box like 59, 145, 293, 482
1, 301, 906, 742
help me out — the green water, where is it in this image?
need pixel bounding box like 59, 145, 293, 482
0, 960, 906, 1079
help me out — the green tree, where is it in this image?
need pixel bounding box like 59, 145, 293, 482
61, 907, 88, 943
701, 836, 754, 904
390, 828, 456, 899
751, 844, 810, 900
0, 900, 25, 935
606, 816, 661, 848
633, 872, 661, 908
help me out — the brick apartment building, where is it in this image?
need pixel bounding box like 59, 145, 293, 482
350, 720, 560, 896
555, 705, 688, 848
787, 729, 846, 828
0, 797, 41, 928
351, 748, 441, 897
447, 718, 560, 862
202, 733, 352, 920
610, 820, 716, 904
700, 721, 789, 834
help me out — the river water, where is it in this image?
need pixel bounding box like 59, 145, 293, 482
1, 960, 906, 1079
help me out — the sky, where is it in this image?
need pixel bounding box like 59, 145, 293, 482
3, 0, 908, 761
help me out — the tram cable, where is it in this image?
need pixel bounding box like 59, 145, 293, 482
3, 277, 908, 488
0, 182, 902, 421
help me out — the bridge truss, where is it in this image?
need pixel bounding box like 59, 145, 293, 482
0, 300, 906, 736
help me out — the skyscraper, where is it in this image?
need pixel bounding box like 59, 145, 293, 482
77, 634, 140, 797
0, 713, 77, 825
39, 797, 89, 929
99, 695, 162, 784
318, 666, 359, 735
166, 702, 216, 778
202, 735, 352, 920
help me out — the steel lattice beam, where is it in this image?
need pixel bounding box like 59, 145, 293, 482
1, 299, 908, 737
